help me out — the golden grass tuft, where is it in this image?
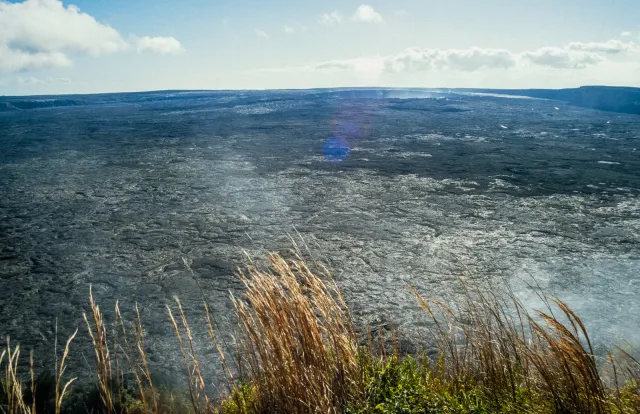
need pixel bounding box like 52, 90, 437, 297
231, 253, 361, 413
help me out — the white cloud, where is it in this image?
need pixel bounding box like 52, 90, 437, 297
314, 56, 384, 80
620, 31, 631, 37
566, 39, 634, 54
521, 40, 636, 69
16, 76, 43, 85
255, 29, 270, 40
253, 56, 385, 82
352, 4, 384, 23
134, 36, 183, 54
16, 75, 71, 85
318, 11, 343, 25
259, 38, 639, 80
284, 24, 307, 34
0, 0, 183, 72
0, 44, 71, 71
385, 47, 515, 72
521, 46, 598, 69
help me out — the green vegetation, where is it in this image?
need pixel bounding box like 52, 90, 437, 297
1, 252, 639, 413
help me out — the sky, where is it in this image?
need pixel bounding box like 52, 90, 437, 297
1, 0, 639, 95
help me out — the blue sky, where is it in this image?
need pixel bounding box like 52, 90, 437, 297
1, 0, 639, 95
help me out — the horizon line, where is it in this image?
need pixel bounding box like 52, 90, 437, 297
2, 84, 639, 99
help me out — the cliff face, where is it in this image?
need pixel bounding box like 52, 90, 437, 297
466, 86, 640, 115
549, 86, 640, 115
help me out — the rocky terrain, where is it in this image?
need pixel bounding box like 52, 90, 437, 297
1, 89, 638, 387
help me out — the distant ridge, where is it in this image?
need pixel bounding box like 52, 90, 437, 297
462, 86, 640, 115
1, 86, 639, 115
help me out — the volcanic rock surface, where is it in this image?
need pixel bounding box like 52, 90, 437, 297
1, 89, 639, 387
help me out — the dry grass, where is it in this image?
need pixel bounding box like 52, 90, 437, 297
84, 286, 115, 413
1, 329, 77, 414
1, 252, 639, 413
166, 297, 210, 413
410, 272, 640, 412
408, 280, 634, 413
230, 253, 361, 413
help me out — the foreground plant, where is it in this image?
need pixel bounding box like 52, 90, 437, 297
1, 329, 77, 414
1, 252, 639, 413
231, 253, 361, 413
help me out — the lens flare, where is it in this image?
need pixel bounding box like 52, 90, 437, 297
323, 137, 350, 162
322, 100, 377, 162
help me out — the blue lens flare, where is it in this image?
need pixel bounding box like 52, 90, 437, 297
323, 137, 350, 162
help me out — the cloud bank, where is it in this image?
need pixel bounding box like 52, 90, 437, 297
251, 37, 639, 89
288, 39, 639, 76
0, 0, 183, 72
519, 40, 635, 69
385, 47, 515, 72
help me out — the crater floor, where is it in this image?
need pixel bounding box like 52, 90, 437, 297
1, 90, 638, 385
